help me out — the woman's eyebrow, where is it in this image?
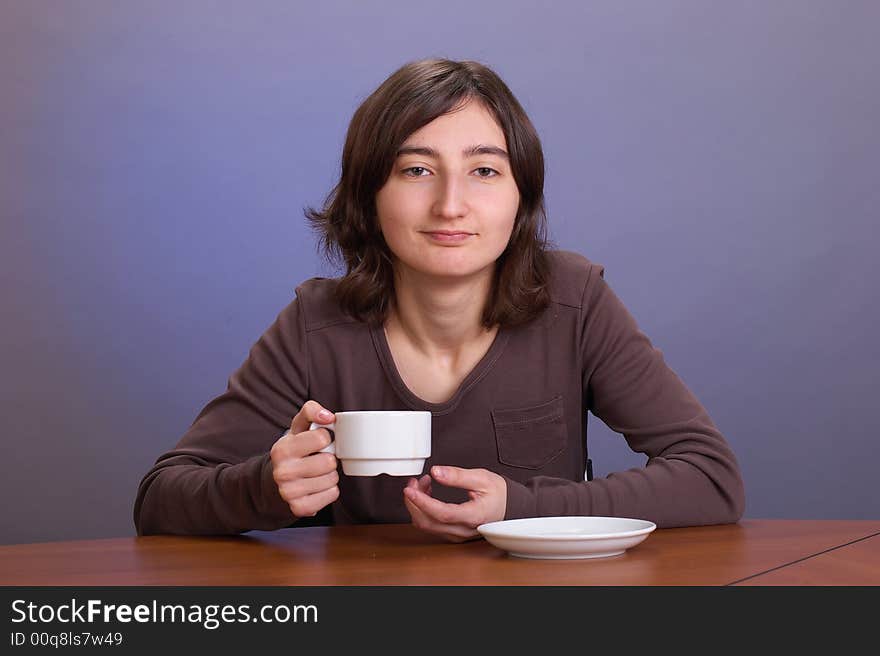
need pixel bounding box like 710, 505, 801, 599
396, 144, 509, 160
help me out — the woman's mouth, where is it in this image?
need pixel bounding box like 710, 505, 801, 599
421, 231, 475, 244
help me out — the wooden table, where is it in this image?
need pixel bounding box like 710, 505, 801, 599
1, 520, 878, 586
734, 531, 880, 586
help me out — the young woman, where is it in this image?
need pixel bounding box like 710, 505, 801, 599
134, 58, 745, 541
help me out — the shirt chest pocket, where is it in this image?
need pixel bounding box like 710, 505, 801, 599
491, 395, 567, 470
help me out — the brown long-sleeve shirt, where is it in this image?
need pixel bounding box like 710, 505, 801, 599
133, 250, 745, 535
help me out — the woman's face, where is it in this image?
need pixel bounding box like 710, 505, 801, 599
375, 100, 520, 282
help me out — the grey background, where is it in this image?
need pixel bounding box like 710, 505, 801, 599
1, 1, 877, 545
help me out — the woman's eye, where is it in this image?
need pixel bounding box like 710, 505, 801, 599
401, 166, 499, 178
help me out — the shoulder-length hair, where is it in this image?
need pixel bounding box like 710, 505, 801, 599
306, 58, 551, 327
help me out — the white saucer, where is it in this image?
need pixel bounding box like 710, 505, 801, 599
477, 516, 656, 560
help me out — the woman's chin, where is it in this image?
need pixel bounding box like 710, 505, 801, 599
390, 244, 504, 280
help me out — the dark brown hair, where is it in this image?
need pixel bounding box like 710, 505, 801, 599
306, 58, 551, 327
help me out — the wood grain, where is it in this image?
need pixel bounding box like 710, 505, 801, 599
1, 519, 878, 586
734, 531, 880, 585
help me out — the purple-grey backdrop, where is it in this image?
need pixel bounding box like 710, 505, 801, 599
2, 1, 877, 544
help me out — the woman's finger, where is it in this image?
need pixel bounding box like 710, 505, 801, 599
404, 494, 477, 541
404, 485, 480, 527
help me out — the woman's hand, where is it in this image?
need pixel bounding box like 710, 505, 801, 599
270, 401, 339, 518
403, 466, 507, 542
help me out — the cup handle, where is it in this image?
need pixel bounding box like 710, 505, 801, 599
309, 421, 336, 454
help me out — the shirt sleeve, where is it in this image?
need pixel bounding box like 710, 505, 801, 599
504, 265, 746, 527
133, 296, 310, 536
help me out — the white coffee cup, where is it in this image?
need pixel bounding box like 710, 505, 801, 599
306, 410, 431, 476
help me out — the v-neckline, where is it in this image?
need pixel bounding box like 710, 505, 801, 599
370, 322, 509, 415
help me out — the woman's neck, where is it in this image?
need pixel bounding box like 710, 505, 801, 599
386, 262, 497, 358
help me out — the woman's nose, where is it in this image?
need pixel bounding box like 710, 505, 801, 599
431, 176, 468, 219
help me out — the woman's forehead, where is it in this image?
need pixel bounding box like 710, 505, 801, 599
400, 101, 506, 153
